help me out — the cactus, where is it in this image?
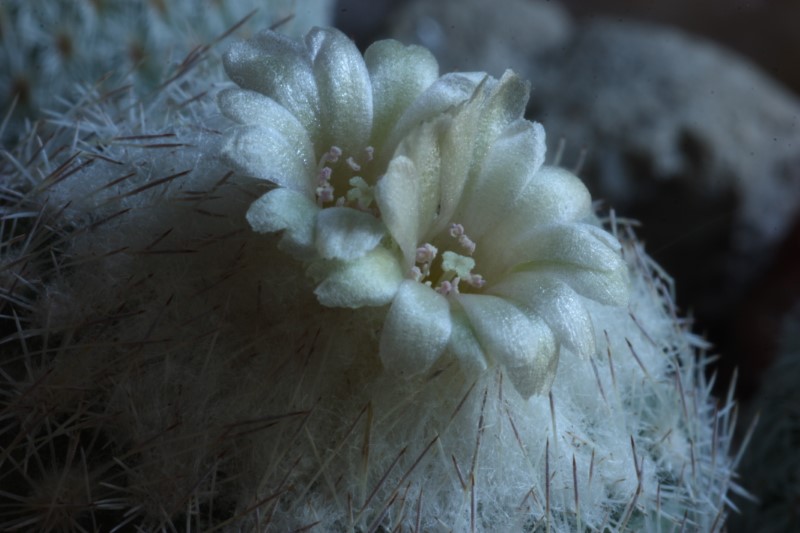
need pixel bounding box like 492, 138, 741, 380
0, 23, 740, 532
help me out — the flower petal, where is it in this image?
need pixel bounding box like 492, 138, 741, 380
220, 125, 314, 193
468, 70, 530, 166
479, 222, 625, 279
306, 27, 373, 155
505, 352, 560, 400
448, 310, 489, 378
380, 280, 452, 377
384, 72, 485, 159
433, 71, 530, 235
309, 247, 404, 308
489, 272, 596, 358
375, 150, 440, 265
479, 166, 592, 252
364, 39, 439, 157
374, 156, 421, 265
246, 189, 318, 259
453, 119, 546, 239
218, 88, 312, 143
514, 263, 630, 307
314, 207, 385, 260
222, 30, 320, 136
457, 294, 557, 398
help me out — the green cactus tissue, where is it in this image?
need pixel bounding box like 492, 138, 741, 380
0, 26, 739, 532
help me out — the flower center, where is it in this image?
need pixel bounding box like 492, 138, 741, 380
315, 145, 378, 213
412, 223, 486, 295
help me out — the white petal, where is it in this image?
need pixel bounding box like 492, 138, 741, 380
384, 72, 485, 159
489, 272, 596, 358
505, 351, 560, 400
315, 207, 385, 260
446, 71, 529, 171
522, 166, 593, 224
431, 82, 487, 233
484, 69, 529, 118
453, 120, 546, 239
309, 247, 404, 308
246, 189, 318, 259
220, 125, 314, 193
218, 89, 311, 139
380, 280, 452, 377
433, 72, 530, 235
448, 310, 489, 377
223, 30, 320, 136
306, 27, 372, 154
457, 294, 558, 399
479, 166, 592, 251
479, 222, 624, 278
375, 154, 438, 265
456, 294, 553, 366
513, 263, 630, 307
364, 39, 439, 156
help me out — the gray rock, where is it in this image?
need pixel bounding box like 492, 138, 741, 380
391, 0, 572, 80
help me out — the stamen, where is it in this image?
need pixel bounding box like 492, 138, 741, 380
465, 274, 486, 289
458, 234, 476, 255
436, 278, 461, 296
327, 145, 342, 163
448, 223, 476, 254
316, 184, 334, 204
364, 146, 374, 162
415, 243, 438, 265
346, 156, 361, 171
315, 167, 334, 204
317, 166, 332, 184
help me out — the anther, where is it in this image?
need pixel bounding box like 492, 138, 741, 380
316, 184, 334, 204
436, 278, 460, 296
415, 243, 438, 265
465, 274, 486, 288
458, 234, 476, 255
346, 156, 361, 171
317, 166, 332, 184
327, 145, 342, 162
449, 223, 476, 255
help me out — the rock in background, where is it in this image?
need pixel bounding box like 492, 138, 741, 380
390, 0, 572, 79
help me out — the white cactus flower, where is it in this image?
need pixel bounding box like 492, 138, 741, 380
222, 28, 630, 399
220, 26, 484, 262
311, 73, 630, 397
